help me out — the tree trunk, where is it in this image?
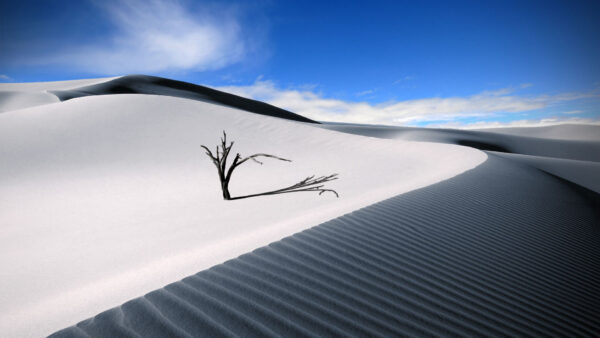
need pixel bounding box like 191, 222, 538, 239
221, 180, 231, 200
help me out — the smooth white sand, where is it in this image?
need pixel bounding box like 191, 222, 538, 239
0, 91, 485, 337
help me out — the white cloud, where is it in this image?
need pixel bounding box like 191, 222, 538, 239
426, 117, 600, 130
562, 110, 583, 115
217, 80, 598, 125
45, 0, 246, 74
0, 74, 12, 81
393, 76, 414, 84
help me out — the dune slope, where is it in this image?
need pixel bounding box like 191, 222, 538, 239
489, 151, 600, 194
51, 155, 600, 337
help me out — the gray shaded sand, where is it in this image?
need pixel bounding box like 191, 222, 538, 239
490, 151, 600, 194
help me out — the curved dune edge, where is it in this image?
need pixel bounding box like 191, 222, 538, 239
0, 94, 486, 337
50, 154, 600, 337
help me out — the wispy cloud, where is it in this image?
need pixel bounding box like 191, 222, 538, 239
38, 0, 247, 74
217, 80, 598, 125
393, 76, 414, 84
0, 74, 12, 81
356, 89, 375, 96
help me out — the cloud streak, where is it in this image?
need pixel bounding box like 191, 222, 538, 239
43, 0, 246, 74
218, 80, 598, 126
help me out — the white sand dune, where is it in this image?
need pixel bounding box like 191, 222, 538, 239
0, 87, 484, 337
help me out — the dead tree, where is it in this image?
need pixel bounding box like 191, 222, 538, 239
201, 131, 339, 200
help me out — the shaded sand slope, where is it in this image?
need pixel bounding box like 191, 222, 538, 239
321, 123, 600, 162
50, 75, 316, 123
52, 155, 600, 337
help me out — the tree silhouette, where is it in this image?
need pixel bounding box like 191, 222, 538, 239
201, 131, 339, 200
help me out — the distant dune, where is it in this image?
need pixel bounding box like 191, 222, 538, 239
0, 77, 116, 113
321, 122, 600, 162
321, 122, 600, 195
1, 75, 598, 337
490, 151, 600, 194
473, 123, 600, 141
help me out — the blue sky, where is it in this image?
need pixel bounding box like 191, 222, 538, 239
1, 0, 598, 127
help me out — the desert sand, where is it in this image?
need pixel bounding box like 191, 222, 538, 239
1, 76, 598, 337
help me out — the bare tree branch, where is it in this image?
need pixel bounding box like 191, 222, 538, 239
238, 153, 291, 166
230, 174, 339, 200
226, 153, 290, 182
219, 131, 234, 174
200, 145, 220, 168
